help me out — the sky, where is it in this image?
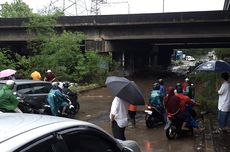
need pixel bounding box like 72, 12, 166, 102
1, 0, 226, 15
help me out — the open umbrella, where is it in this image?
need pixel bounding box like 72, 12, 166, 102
105, 76, 145, 105
194, 60, 230, 72
0, 69, 16, 78
193, 60, 230, 97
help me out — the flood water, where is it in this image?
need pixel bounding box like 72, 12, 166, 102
75, 74, 197, 152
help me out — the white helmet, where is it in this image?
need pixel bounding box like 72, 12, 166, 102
6, 80, 15, 87
58, 82, 64, 90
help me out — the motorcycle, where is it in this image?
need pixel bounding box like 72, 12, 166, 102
164, 113, 193, 140
144, 104, 165, 128
62, 87, 80, 114
0, 96, 27, 113
15, 93, 49, 114
43, 95, 77, 118
64, 93, 80, 114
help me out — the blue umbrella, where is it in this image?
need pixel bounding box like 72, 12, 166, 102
194, 60, 230, 72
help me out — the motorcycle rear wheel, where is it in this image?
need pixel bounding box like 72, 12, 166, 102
74, 102, 80, 114
166, 125, 177, 140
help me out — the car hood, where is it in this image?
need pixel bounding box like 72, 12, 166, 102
0, 113, 92, 143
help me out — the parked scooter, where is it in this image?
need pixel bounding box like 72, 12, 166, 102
17, 96, 46, 114
145, 104, 165, 128
164, 113, 193, 140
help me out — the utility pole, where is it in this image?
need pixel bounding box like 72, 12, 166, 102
163, 0, 165, 13
90, 0, 107, 15
49, 0, 88, 16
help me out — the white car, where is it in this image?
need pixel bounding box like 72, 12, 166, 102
0, 113, 141, 152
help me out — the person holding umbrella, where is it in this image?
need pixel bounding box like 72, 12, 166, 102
109, 96, 129, 140
106, 76, 145, 140
213, 72, 230, 134
0, 69, 16, 80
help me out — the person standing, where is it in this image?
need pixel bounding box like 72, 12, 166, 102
128, 104, 137, 128
213, 72, 230, 133
109, 96, 129, 140
182, 78, 189, 94
30, 70, 41, 80
44, 70, 56, 82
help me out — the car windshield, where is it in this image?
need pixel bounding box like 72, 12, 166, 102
17, 83, 51, 94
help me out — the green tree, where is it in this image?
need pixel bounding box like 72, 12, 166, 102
0, 48, 17, 71
0, 1, 113, 84
0, 0, 33, 17
76, 51, 112, 83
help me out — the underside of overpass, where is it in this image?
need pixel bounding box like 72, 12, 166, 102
92, 38, 229, 75
1, 37, 230, 76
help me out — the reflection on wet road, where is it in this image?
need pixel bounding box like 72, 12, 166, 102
75, 75, 196, 152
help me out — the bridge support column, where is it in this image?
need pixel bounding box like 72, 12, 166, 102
85, 39, 107, 52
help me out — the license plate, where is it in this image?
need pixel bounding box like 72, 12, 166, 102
144, 110, 152, 115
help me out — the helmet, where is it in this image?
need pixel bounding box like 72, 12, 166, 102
153, 82, 160, 90
47, 69, 52, 73
185, 78, 189, 82
63, 82, 70, 88
158, 79, 164, 85
51, 82, 59, 88
175, 83, 182, 93
6, 80, 15, 87
58, 82, 64, 90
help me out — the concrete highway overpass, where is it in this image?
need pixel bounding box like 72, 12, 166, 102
0, 10, 230, 74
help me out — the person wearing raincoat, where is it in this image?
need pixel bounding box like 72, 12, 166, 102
47, 82, 69, 116
0, 80, 19, 112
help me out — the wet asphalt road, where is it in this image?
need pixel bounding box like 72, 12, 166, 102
75, 74, 197, 152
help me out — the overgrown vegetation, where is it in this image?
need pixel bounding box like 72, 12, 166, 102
190, 72, 219, 114
0, 0, 114, 84
188, 49, 230, 114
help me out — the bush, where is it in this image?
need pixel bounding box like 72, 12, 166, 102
190, 72, 218, 113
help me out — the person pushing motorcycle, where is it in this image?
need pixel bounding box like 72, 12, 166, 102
175, 83, 204, 132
